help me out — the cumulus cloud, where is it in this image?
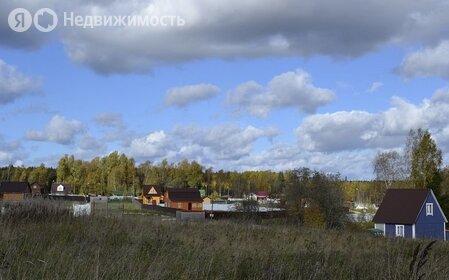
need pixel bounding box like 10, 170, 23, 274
165, 84, 220, 107
2, 0, 448, 73
25, 115, 85, 145
94, 112, 125, 128
0, 59, 39, 104
129, 131, 171, 158
399, 41, 449, 79
296, 88, 449, 152
228, 69, 335, 117
173, 125, 279, 160
128, 124, 278, 162
232, 143, 375, 178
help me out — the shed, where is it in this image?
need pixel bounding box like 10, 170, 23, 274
164, 188, 203, 211
0, 181, 30, 202
372, 189, 447, 240
30, 182, 45, 197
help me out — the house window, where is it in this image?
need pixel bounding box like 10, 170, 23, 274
395, 225, 404, 237
426, 203, 433, 216
177, 202, 182, 208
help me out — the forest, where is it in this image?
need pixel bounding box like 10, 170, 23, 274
0, 128, 448, 209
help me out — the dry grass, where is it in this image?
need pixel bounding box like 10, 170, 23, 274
1, 202, 449, 279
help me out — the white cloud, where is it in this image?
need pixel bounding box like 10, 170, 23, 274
25, 115, 85, 145
233, 143, 376, 179
129, 131, 171, 158
128, 124, 279, 162
173, 125, 279, 160
399, 41, 449, 79
165, 84, 220, 107
228, 69, 335, 117
367, 82, 384, 93
296, 88, 449, 152
0, 59, 39, 104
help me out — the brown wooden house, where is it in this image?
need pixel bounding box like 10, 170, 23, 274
0, 182, 30, 202
142, 185, 163, 205
164, 188, 203, 211
51, 183, 72, 195
30, 183, 45, 197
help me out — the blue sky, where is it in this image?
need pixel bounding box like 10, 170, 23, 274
1, 0, 449, 179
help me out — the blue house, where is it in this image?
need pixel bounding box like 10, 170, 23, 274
372, 189, 447, 240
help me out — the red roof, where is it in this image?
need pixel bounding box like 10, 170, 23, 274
256, 191, 269, 197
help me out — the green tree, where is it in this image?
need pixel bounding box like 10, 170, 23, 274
285, 168, 310, 224
409, 129, 442, 189
309, 171, 347, 229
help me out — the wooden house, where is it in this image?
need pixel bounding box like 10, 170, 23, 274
372, 189, 447, 240
142, 185, 163, 205
164, 188, 203, 211
51, 183, 72, 195
30, 183, 45, 197
0, 182, 30, 202
203, 196, 211, 204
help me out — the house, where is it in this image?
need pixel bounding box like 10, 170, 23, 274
203, 196, 211, 204
0, 182, 30, 202
30, 183, 45, 197
164, 188, 203, 211
372, 189, 447, 240
142, 185, 163, 205
51, 183, 72, 195
256, 191, 269, 201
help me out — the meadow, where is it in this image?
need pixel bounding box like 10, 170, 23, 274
0, 202, 449, 280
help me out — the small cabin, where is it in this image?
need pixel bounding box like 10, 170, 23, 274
142, 185, 163, 205
30, 183, 45, 197
51, 183, 72, 195
0, 182, 30, 202
164, 188, 203, 211
372, 189, 447, 240
203, 196, 211, 204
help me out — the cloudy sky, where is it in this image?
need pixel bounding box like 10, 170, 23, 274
1, 0, 449, 178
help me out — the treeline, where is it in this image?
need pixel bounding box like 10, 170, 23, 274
0, 152, 288, 196
0, 153, 399, 203
0, 164, 57, 191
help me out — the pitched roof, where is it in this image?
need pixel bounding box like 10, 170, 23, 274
142, 185, 161, 197
0, 181, 30, 193
256, 191, 269, 197
372, 189, 430, 224
51, 183, 72, 194
166, 188, 202, 202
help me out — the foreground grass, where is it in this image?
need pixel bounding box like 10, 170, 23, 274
1, 207, 449, 279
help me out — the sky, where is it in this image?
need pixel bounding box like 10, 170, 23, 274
1, 0, 449, 179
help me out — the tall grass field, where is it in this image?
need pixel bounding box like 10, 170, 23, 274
1, 201, 449, 279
